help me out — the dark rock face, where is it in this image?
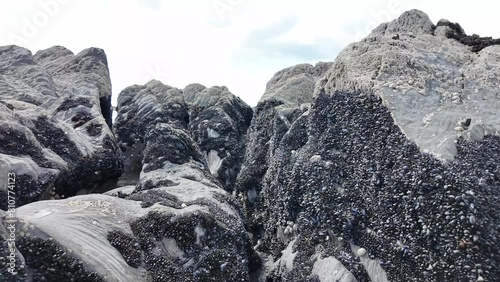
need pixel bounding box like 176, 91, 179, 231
109, 80, 258, 280
185, 84, 253, 192
236, 62, 332, 246
436, 20, 500, 52
238, 10, 500, 282
254, 91, 499, 281
0, 79, 255, 281
0, 45, 122, 209
1, 9, 499, 282
114, 82, 252, 191
114, 82, 189, 186
236, 99, 306, 242
17, 237, 106, 282
128, 209, 250, 281
3, 77, 257, 279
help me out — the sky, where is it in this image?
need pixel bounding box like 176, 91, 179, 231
1, 0, 499, 107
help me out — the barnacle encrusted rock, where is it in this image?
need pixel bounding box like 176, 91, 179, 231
240, 9, 500, 282
315, 9, 500, 161
0, 45, 122, 208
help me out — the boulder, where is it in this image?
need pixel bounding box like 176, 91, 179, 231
112, 80, 259, 281
316, 9, 500, 161
115, 81, 253, 192
0, 45, 122, 209
3, 180, 255, 281
243, 10, 500, 282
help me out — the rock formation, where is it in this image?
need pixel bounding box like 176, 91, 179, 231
318, 10, 500, 161
240, 9, 500, 282
115, 81, 253, 192
0, 50, 257, 281
0, 45, 122, 209
1, 8, 499, 282
184, 84, 253, 192
235, 62, 332, 244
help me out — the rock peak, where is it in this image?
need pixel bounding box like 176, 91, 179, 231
259, 62, 332, 107
372, 9, 435, 37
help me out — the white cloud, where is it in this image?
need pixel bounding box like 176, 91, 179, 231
1, 0, 499, 107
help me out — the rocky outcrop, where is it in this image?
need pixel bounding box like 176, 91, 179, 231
259, 91, 500, 281
259, 62, 333, 107
436, 19, 500, 52
184, 84, 253, 192
235, 62, 332, 244
5, 179, 256, 281
113, 81, 190, 187
0, 46, 122, 209
316, 9, 500, 161
114, 81, 253, 192
1, 8, 499, 282
1, 79, 257, 281
111, 80, 258, 281
240, 10, 500, 282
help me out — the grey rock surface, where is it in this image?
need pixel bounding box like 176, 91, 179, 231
240, 9, 500, 282
112, 80, 259, 281
186, 84, 253, 191
259, 62, 332, 108
1, 8, 499, 282
4, 179, 254, 281
0, 45, 122, 208
316, 9, 500, 161
236, 62, 331, 251
1, 77, 257, 281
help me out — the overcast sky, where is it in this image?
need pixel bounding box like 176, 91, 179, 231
1, 0, 499, 107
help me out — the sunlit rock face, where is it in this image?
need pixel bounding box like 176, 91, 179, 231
317, 9, 500, 162
0, 45, 122, 209
238, 10, 500, 282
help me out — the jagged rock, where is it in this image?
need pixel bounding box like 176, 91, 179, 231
259, 62, 332, 108
112, 80, 258, 281
436, 20, 500, 52
243, 10, 500, 282
0, 45, 122, 209
259, 90, 500, 281
236, 62, 331, 248
1, 8, 499, 282
1, 78, 257, 281
114, 81, 189, 186
381, 9, 435, 36
2, 178, 256, 281
185, 84, 253, 191
316, 9, 500, 161
115, 81, 253, 192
